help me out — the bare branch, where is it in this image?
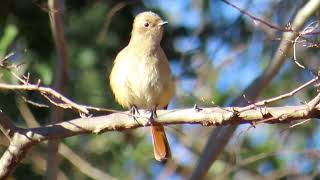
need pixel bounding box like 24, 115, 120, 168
0, 112, 32, 179
0, 83, 89, 114
4, 101, 320, 141
292, 20, 320, 73
0, 92, 320, 178
97, 1, 128, 43
238, 76, 319, 112
220, 0, 320, 36
0, 82, 123, 117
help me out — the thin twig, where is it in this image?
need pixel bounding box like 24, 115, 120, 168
0, 83, 89, 114
280, 119, 311, 134
20, 95, 50, 108
292, 20, 320, 74
97, 1, 128, 43
293, 34, 306, 69
238, 77, 319, 112
220, 0, 320, 35
0, 82, 138, 118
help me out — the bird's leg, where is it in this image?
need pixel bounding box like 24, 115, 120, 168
130, 105, 144, 126
147, 105, 158, 125
130, 105, 140, 116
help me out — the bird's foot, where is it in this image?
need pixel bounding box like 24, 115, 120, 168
130, 105, 140, 116
147, 105, 158, 125
130, 105, 143, 125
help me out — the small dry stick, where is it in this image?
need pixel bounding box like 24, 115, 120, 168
280, 119, 311, 134
238, 77, 319, 112
292, 20, 320, 70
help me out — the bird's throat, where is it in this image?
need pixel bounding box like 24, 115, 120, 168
129, 33, 161, 53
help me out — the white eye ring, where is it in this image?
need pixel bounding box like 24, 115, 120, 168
144, 22, 149, 27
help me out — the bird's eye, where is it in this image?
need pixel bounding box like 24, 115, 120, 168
144, 22, 149, 27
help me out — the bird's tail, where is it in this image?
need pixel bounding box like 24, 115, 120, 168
150, 124, 171, 162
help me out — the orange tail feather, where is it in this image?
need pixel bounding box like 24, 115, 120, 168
150, 125, 171, 162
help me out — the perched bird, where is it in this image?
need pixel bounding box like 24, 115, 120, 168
109, 11, 175, 162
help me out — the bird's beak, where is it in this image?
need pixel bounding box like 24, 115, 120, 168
158, 21, 168, 26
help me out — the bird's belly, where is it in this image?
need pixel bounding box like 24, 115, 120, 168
110, 50, 173, 110
127, 67, 164, 108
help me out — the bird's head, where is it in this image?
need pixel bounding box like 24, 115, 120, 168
131, 11, 168, 46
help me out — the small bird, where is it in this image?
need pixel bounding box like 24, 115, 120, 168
109, 11, 175, 161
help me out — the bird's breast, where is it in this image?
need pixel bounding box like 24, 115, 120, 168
126, 56, 164, 105
110, 49, 173, 109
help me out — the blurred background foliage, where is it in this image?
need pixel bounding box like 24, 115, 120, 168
0, 0, 320, 179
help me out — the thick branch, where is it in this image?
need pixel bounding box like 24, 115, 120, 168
0, 112, 33, 179
4, 104, 320, 143
0, 98, 320, 178
0, 135, 34, 179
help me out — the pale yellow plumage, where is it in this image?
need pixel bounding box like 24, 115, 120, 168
109, 11, 175, 161
110, 44, 175, 109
